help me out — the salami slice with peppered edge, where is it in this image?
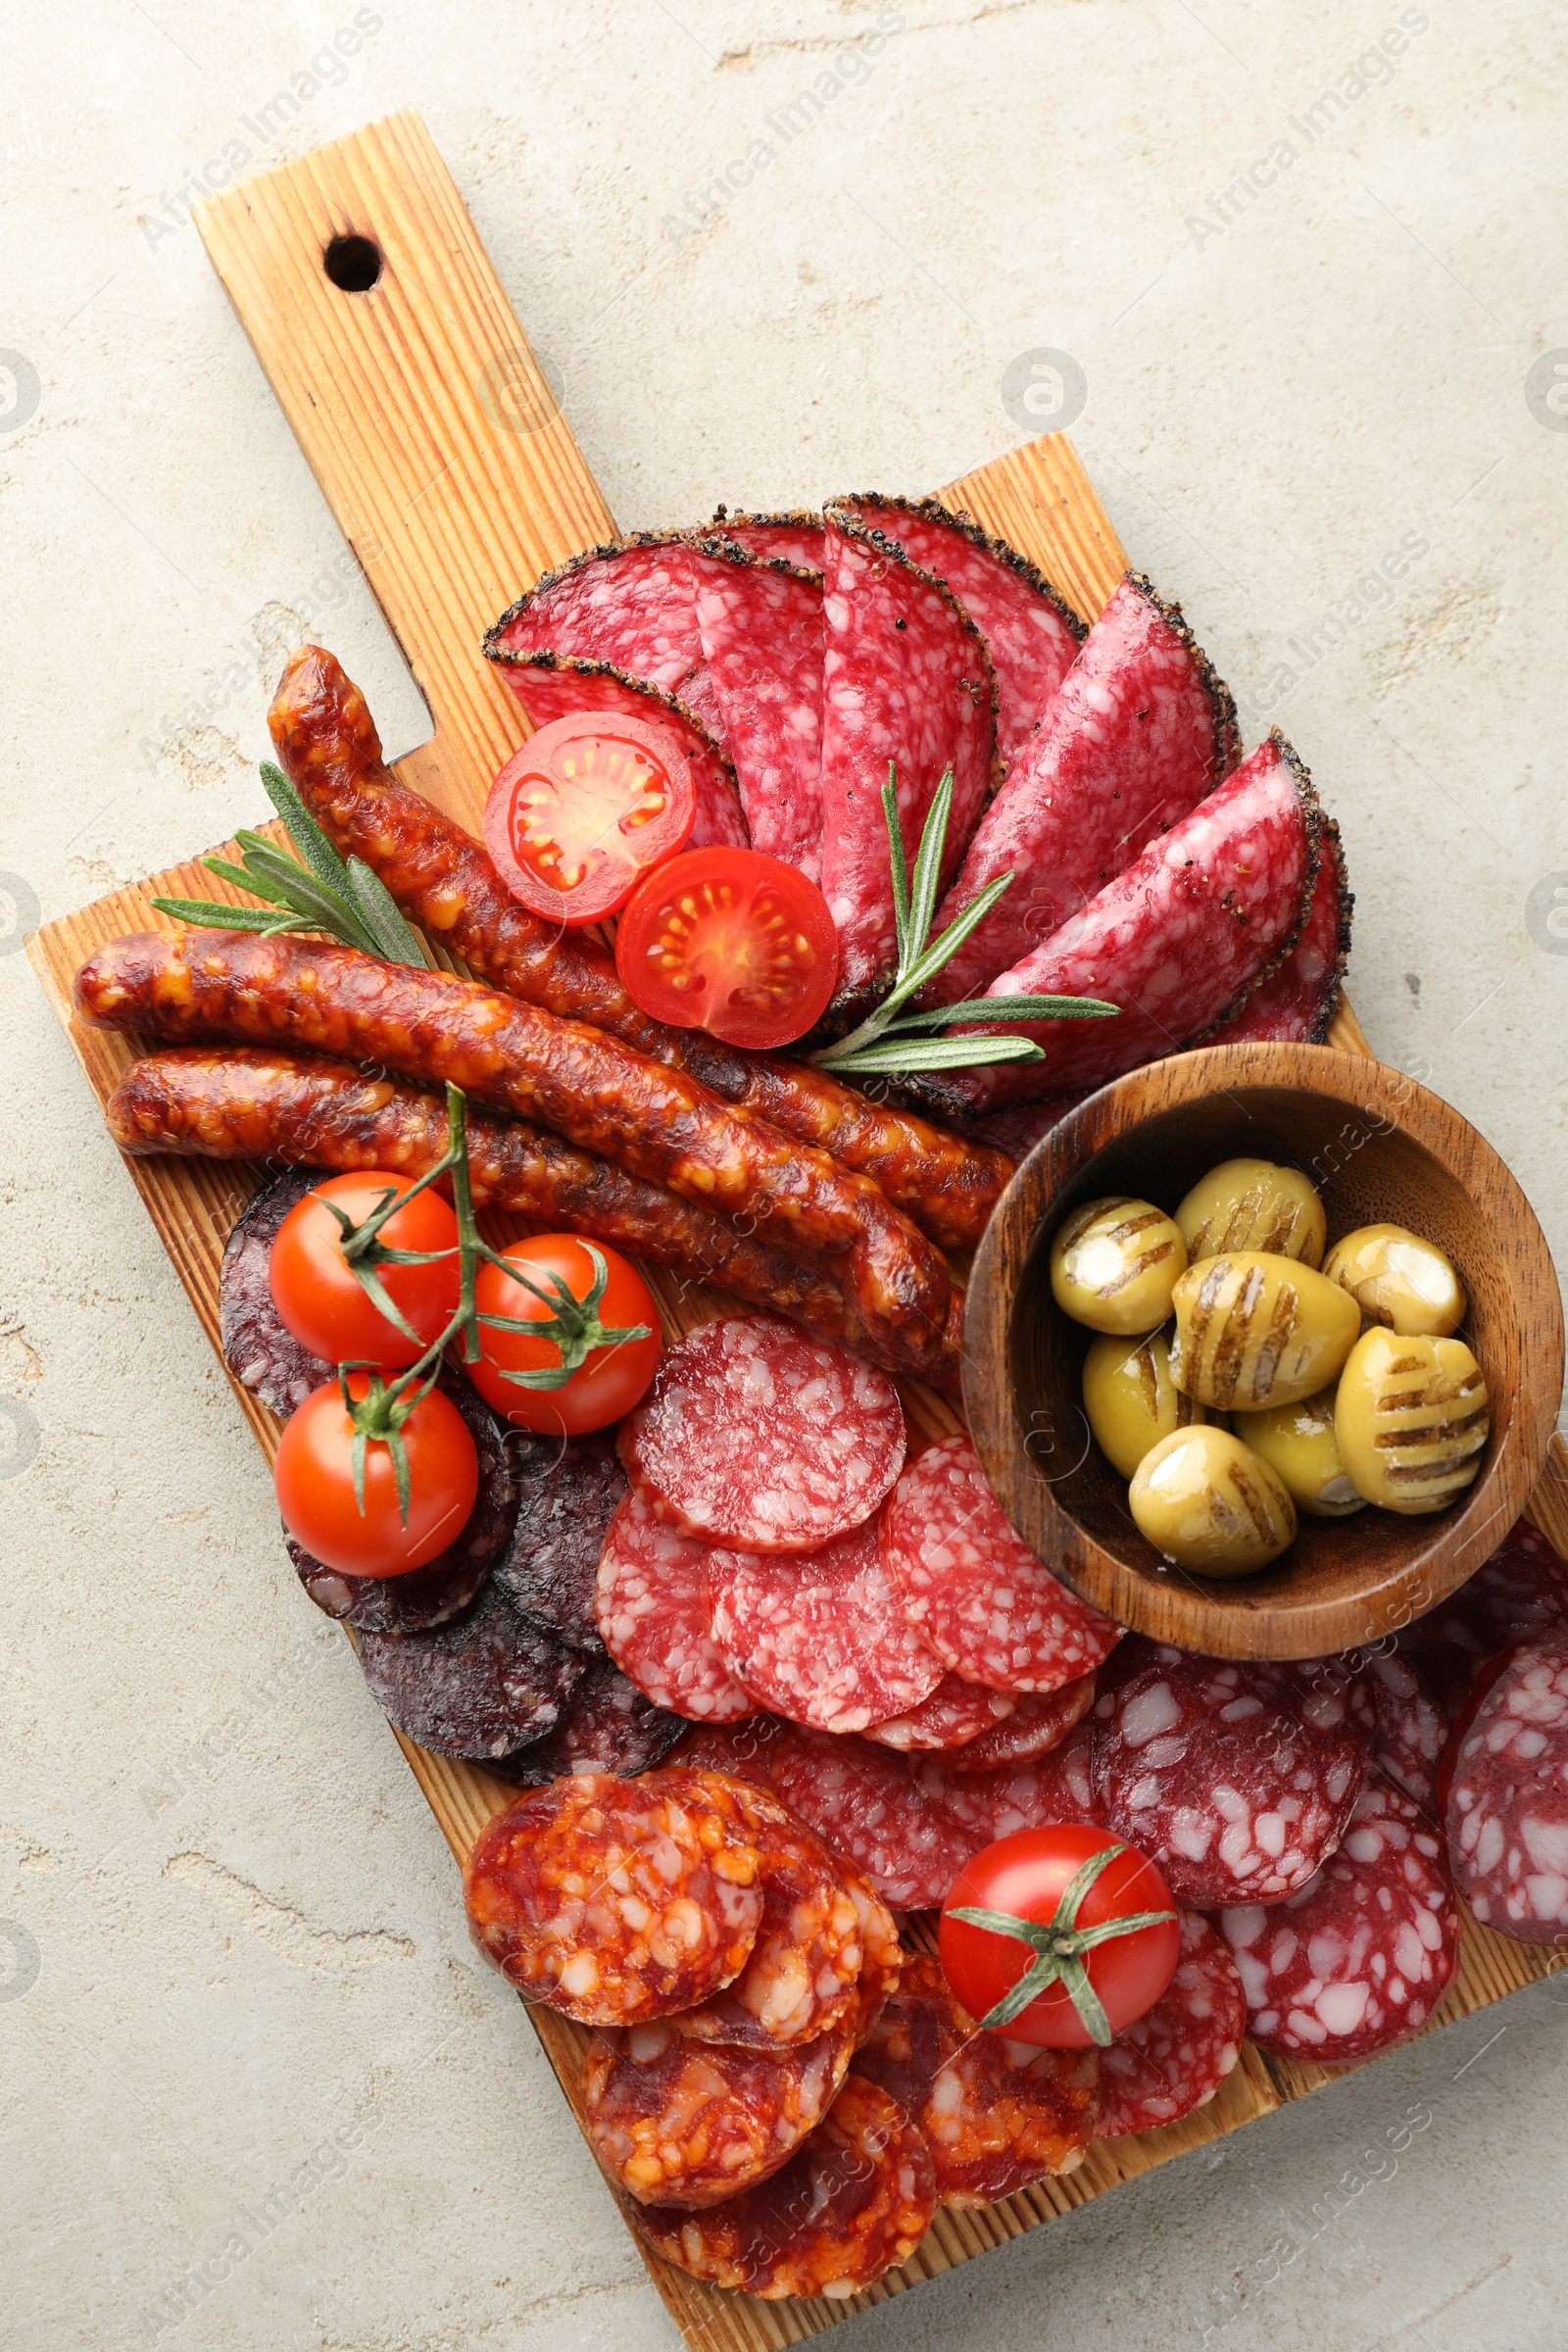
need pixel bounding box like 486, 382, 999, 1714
1091, 1647, 1364, 1909
484, 534, 726, 743
837, 494, 1084, 767
495, 1429, 625, 1656
288, 1373, 516, 1633
818, 506, 998, 1017
1096, 1909, 1246, 2137
678, 1797, 865, 2050
595, 1484, 756, 1723
1396, 1519, 1568, 1718
1200, 812, 1352, 1047
485, 649, 749, 850
618, 2071, 936, 2298
933, 731, 1321, 1115
464, 1768, 766, 2023
926, 571, 1239, 1007
880, 1433, 1122, 1693
707, 1515, 946, 1736
687, 537, 826, 883
1221, 1775, 1457, 2058
667, 1713, 789, 1793
491, 1657, 687, 1787
1446, 1636, 1568, 1943
619, 1315, 906, 1554
358, 1577, 584, 1762
854, 1951, 1098, 2204
710, 508, 825, 573
220, 1168, 331, 1415
769, 1727, 977, 1911
863, 1673, 1016, 1754
945, 1672, 1099, 1773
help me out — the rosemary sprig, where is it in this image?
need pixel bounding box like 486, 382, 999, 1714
948, 1842, 1176, 2044
152, 760, 428, 967
811, 768, 1118, 1078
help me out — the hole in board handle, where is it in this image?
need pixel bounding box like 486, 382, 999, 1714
324, 234, 382, 293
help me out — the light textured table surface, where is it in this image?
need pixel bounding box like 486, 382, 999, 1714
4, 5, 1567, 2347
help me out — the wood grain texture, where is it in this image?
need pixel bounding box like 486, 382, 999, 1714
23, 109, 1568, 2352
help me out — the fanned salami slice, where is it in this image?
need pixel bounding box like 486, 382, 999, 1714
880, 1434, 1122, 1693
358, 1580, 584, 1762
586, 2010, 856, 2208
496, 1430, 625, 1656
839, 495, 1084, 766
942, 731, 1321, 1112
1221, 1776, 1457, 2058
1096, 1910, 1246, 2137
489, 650, 749, 850
927, 572, 1238, 1005
819, 506, 998, 1012
1447, 1637, 1568, 1942
864, 1674, 1016, 1754
709, 1516, 945, 1735
945, 1673, 1099, 1773
770, 1727, 977, 1911
220, 1169, 330, 1414
596, 1486, 756, 1723
619, 1316, 906, 1554
463, 1768, 766, 2023
687, 540, 825, 882
667, 1713, 788, 1792
854, 1952, 1097, 2204
1090, 1648, 1364, 1908
711, 509, 825, 573
485, 537, 724, 741
1201, 812, 1351, 1046
679, 1800, 864, 2050
1396, 1519, 1568, 1717
492, 1658, 687, 1787
619, 2072, 935, 2298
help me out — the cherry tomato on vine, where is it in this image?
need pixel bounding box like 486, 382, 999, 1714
941, 1825, 1180, 2048
613, 846, 839, 1050
269, 1173, 460, 1370
274, 1374, 479, 1577
483, 711, 695, 925
466, 1237, 662, 1437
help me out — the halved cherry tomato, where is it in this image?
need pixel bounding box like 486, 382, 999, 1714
613, 846, 839, 1049
274, 1374, 479, 1577
484, 711, 695, 924
269, 1173, 460, 1370
466, 1236, 662, 1437
941, 1825, 1181, 2048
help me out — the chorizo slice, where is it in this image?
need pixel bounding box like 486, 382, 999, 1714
676, 1805, 864, 2051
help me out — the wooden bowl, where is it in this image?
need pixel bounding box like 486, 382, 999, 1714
964, 1043, 1564, 1659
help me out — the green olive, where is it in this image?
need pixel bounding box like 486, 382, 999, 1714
1049, 1197, 1188, 1335
1170, 1250, 1361, 1410
1174, 1157, 1326, 1269
1233, 1387, 1366, 1518
1322, 1223, 1467, 1339
1128, 1425, 1298, 1578
1334, 1329, 1490, 1513
1082, 1330, 1213, 1479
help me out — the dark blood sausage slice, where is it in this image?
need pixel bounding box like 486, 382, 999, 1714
620, 1316, 906, 1553
770, 1728, 978, 1912
220, 1167, 330, 1414
1396, 1518, 1568, 1719
497, 1431, 624, 1655
1090, 1648, 1364, 1908
586, 2010, 856, 2208
1220, 1777, 1458, 2058
1446, 1637, 1568, 1942
1200, 812, 1352, 1047
935, 732, 1322, 1115
863, 1674, 1016, 1754
708, 1517, 945, 1737
710, 509, 826, 573
490, 1658, 687, 1787
1096, 1909, 1247, 2137
463, 1767, 766, 2023
837, 494, 1084, 768
358, 1579, 583, 1762
687, 538, 826, 883
854, 1952, 1098, 2203
677, 1799, 864, 2051
944, 1673, 1099, 1773
818, 506, 998, 1015
927, 571, 1239, 1006
620, 2071, 935, 2298
880, 1434, 1122, 1693
484, 535, 727, 745
596, 1485, 756, 1723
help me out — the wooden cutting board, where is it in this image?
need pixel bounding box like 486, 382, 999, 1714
26, 109, 1568, 2352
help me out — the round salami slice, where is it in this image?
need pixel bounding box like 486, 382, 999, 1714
619, 2072, 935, 2298
1018, 1720, 1102, 1827
914, 1748, 1086, 1848
864, 1674, 1016, 1754
769, 1728, 977, 1912
220, 1169, 331, 1415
1396, 1519, 1568, 1718
496, 1430, 625, 1655
586, 2010, 855, 2208
1090, 1648, 1364, 1908
358, 1580, 583, 1762
620, 1316, 906, 1554
666, 1714, 788, 1793
1220, 1776, 1457, 2059
1095, 1909, 1246, 2137
880, 1434, 1122, 1694
1447, 1636, 1568, 1942
945, 1673, 1099, 1773
492, 1658, 687, 1788
1359, 1647, 1446, 1814
595, 1486, 755, 1723
854, 1952, 1098, 2204
678, 1804, 864, 2051
464, 1769, 766, 2023
707, 1517, 945, 1736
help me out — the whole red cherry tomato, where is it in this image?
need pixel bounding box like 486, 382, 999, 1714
270, 1173, 459, 1370
483, 711, 695, 925
613, 846, 839, 1050
274, 1374, 479, 1577
466, 1237, 662, 1436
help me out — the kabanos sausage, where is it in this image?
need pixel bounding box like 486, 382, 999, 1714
267, 644, 1012, 1250
74, 932, 952, 1373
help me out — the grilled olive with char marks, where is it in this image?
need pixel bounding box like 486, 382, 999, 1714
1175, 1156, 1326, 1269
1049, 1197, 1188, 1336
1334, 1328, 1490, 1513
1323, 1223, 1466, 1339
1128, 1424, 1298, 1578
1170, 1250, 1360, 1412
1081, 1329, 1214, 1479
